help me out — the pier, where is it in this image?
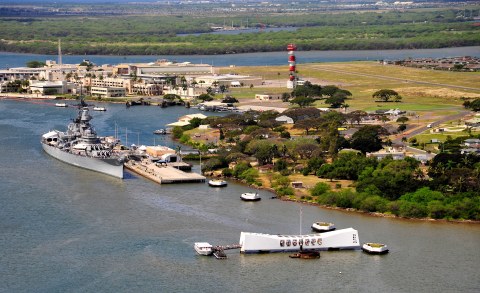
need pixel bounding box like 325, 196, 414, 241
211, 244, 242, 259
124, 160, 205, 184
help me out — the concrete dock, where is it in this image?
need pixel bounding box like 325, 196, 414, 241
124, 160, 206, 184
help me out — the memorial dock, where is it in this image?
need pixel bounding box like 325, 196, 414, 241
124, 160, 206, 184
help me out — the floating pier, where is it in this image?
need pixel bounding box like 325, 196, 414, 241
124, 160, 205, 184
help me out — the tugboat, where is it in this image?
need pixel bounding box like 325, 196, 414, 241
41, 107, 125, 178
362, 243, 389, 255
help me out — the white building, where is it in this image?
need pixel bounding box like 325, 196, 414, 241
29, 81, 69, 95
91, 86, 126, 98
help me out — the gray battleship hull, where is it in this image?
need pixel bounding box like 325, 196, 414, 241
42, 143, 124, 179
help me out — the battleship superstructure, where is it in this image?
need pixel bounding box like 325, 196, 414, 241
41, 107, 124, 178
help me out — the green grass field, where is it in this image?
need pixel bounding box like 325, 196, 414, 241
223, 61, 480, 113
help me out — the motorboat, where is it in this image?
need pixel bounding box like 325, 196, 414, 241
93, 106, 106, 111
194, 242, 213, 256
311, 222, 336, 233
362, 243, 389, 255
153, 129, 167, 135
240, 192, 261, 201
208, 179, 228, 187
289, 250, 320, 259
55, 102, 67, 107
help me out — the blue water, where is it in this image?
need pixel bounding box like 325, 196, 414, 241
1, 99, 479, 292
1, 46, 479, 68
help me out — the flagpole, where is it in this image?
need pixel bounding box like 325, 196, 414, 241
300, 206, 302, 235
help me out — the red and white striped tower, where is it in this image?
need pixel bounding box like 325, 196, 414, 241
287, 43, 297, 89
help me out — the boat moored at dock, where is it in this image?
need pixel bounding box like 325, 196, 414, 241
41, 107, 125, 178
362, 243, 389, 254
289, 250, 320, 259
311, 222, 336, 233
239, 228, 360, 254
153, 129, 167, 135
194, 242, 213, 256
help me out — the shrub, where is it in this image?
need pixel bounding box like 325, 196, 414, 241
280, 131, 291, 139
172, 126, 184, 139
274, 159, 288, 172
179, 134, 190, 144
311, 182, 331, 196
428, 200, 448, 219
276, 186, 294, 196
222, 168, 233, 177
272, 175, 290, 188
239, 168, 259, 184
359, 195, 388, 213
398, 201, 428, 218
233, 162, 251, 178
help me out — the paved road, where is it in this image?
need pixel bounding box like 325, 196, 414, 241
310, 66, 480, 92
392, 109, 472, 144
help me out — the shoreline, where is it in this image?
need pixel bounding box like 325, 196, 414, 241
207, 173, 480, 225
4, 94, 478, 224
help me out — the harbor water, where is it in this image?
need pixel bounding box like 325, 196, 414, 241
0, 99, 479, 292
1, 46, 479, 68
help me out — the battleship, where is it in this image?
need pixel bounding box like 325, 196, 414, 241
41, 107, 125, 178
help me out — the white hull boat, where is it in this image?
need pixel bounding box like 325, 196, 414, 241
93, 106, 106, 111
208, 179, 228, 187
239, 228, 360, 253
362, 243, 389, 254
55, 103, 67, 107
311, 222, 336, 232
153, 129, 166, 135
194, 242, 213, 256
241, 192, 261, 201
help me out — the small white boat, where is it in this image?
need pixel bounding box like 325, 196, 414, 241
55, 102, 67, 107
240, 192, 261, 201
153, 129, 166, 135
93, 106, 106, 111
311, 222, 336, 233
362, 243, 389, 254
194, 242, 213, 256
208, 179, 227, 187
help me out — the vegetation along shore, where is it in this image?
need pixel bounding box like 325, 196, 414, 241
0, 7, 479, 55
171, 61, 480, 223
